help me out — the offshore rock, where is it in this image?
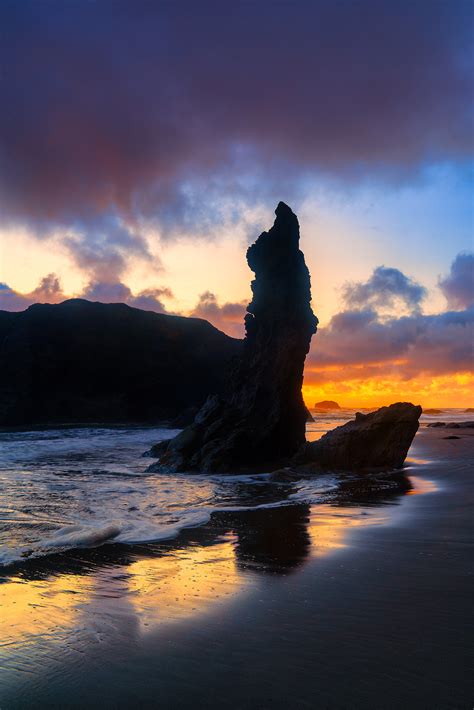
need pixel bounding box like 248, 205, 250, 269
149, 202, 318, 473
314, 400, 340, 410
298, 402, 422, 471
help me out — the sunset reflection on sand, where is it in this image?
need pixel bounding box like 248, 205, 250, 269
0, 475, 436, 687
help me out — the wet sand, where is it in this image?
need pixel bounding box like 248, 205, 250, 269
1, 428, 473, 709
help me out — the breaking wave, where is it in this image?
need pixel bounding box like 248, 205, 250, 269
0, 425, 338, 567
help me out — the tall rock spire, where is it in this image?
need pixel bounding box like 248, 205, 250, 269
150, 202, 318, 473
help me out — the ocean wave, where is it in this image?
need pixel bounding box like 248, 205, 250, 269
0, 475, 338, 567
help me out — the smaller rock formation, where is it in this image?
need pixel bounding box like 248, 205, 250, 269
428, 421, 474, 429
305, 407, 315, 423
464, 408, 474, 413
298, 402, 421, 470
314, 400, 340, 410
424, 408, 443, 415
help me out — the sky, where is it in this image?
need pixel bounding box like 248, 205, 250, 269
0, 0, 473, 407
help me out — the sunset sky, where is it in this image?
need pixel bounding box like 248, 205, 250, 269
0, 0, 472, 407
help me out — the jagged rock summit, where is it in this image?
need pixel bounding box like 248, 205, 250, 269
150, 202, 318, 473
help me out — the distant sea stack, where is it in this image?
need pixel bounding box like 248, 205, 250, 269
314, 400, 340, 410
150, 202, 318, 473
0, 300, 240, 426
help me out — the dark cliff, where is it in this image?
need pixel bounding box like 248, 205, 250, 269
0, 299, 241, 426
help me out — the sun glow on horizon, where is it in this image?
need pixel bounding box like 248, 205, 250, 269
303, 371, 474, 409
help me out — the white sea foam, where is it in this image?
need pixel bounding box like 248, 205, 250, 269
44, 522, 122, 547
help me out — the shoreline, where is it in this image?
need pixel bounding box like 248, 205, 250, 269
1, 428, 473, 708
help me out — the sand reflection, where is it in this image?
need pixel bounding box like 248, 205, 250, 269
0, 531, 247, 680
0, 572, 91, 648
0, 475, 436, 680
0, 503, 375, 660
124, 534, 244, 628
308, 504, 389, 554
405, 475, 438, 495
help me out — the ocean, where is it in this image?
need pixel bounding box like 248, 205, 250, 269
0, 408, 465, 567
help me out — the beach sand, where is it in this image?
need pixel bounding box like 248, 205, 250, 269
1, 427, 472, 709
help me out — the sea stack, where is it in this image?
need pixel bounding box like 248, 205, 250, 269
149, 202, 318, 472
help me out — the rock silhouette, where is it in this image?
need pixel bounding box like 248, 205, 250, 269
150, 202, 318, 472
0, 300, 240, 426
314, 400, 340, 410
299, 402, 422, 470
427, 421, 474, 429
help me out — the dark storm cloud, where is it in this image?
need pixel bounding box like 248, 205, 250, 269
342, 266, 427, 313
0, 0, 472, 236
439, 252, 474, 310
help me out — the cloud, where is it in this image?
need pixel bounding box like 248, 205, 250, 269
61, 213, 158, 287
310, 306, 473, 377
439, 252, 474, 310
0, 0, 472, 243
82, 281, 172, 313
189, 292, 247, 338
0, 275, 173, 314
0, 274, 66, 311
301, 255, 473, 386
342, 266, 427, 314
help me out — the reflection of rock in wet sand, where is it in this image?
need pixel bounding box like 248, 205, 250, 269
223, 504, 312, 574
